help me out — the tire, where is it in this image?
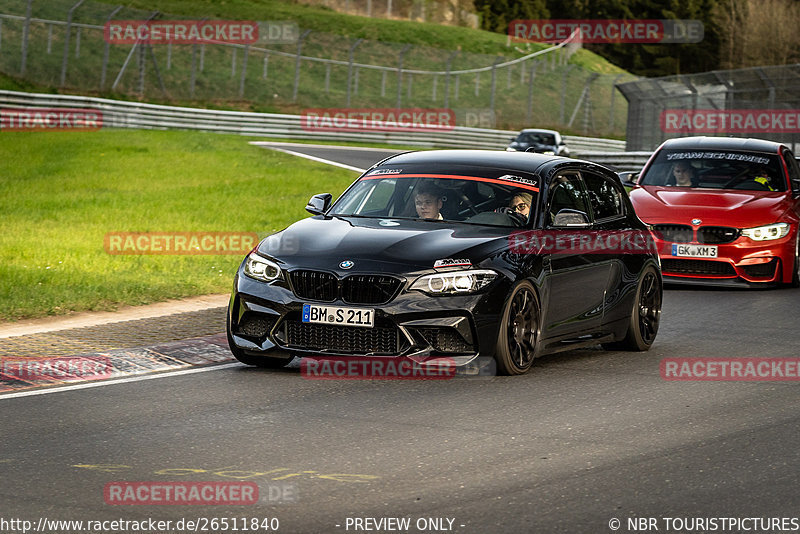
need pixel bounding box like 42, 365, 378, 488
495, 280, 540, 375
226, 314, 291, 368
604, 265, 661, 351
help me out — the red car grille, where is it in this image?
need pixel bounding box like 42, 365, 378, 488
696, 226, 740, 244
651, 224, 692, 243
661, 259, 736, 276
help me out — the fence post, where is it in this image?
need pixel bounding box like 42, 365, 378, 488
608, 74, 624, 133
20, 0, 33, 75
490, 56, 502, 110
443, 50, 458, 109
325, 63, 330, 94
100, 6, 123, 90
75, 27, 81, 58
239, 45, 250, 98
60, 0, 87, 87
346, 38, 363, 106
292, 29, 312, 101
396, 44, 412, 108
231, 48, 237, 77
166, 42, 172, 70
526, 61, 537, 124
264, 54, 270, 80
111, 11, 159, 92
387, 0, 392, 17
559, 65, 574, 124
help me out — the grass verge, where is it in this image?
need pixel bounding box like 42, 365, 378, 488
0, 129, 360, 322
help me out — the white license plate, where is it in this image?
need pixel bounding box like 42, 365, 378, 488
302, 304, 374, 328
671, 244, 718, 258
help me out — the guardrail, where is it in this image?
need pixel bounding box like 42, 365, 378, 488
0, 89, 630, 155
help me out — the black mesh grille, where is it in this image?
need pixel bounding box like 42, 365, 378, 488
342, 275, 402, 305
284, 320, 400, 355
651, 224, 693, 243
239, 314, 276, 338
661, 259, 736, 276
697, 226, 740, 244
414, 327, 474, 354
289, 270, 337, 302
289, 271, 402, 305
740, 259, 778, 279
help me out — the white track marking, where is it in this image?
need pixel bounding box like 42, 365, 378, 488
0, 362, 244, 400
253, 144, 366, 173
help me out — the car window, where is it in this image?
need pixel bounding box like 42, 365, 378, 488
782, 149, 800, 192
582, 172, 625, 221
640, 149, 786, 191
546, 172, 590, 226
330, 167, 540, 227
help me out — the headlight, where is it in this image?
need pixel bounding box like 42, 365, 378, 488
243, 252, 282, 282
741, 223, 790, 241
410, 269, 497, 295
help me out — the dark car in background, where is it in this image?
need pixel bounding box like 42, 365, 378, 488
227, 150, 661, 375
506, 128, 570, 157
629, 136, 800, 287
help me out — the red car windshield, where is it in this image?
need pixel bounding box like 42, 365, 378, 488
640, 149, 787, 192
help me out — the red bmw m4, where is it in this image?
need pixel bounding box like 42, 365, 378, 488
629, 136, 800, 287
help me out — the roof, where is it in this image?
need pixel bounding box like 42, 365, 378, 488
376, 149, 565, 172
659, 136, 785, 153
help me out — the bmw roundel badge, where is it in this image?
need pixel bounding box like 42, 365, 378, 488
340, 260, 354, 269
691, 218, 702, 225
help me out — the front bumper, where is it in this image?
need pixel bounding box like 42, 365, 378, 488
227, 272, 509, 366
654, 234, 794, 285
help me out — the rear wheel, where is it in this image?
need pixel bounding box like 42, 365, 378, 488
604, 265, 661, 351
495, 281, 540, 375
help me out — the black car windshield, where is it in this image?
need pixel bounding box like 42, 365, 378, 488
640, 149, 786, 191
329, 166, 540, 227
519, 133, 555, 145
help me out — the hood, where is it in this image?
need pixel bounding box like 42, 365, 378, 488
257, 216, 511, 273
630, 186, 791, 226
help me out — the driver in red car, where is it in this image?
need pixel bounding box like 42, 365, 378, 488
670, 162, 698, 187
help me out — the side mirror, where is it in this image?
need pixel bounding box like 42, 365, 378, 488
618, 171, 639, 188
552, 209, 590, 227
306, 193, 332, 215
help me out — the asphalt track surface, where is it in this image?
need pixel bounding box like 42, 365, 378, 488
2, 144, 800, 534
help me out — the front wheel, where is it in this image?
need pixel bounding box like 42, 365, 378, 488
604, 265, 662, 351
495, 281, 540, 375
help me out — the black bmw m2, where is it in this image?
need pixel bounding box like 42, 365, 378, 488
227, 150, 662, 375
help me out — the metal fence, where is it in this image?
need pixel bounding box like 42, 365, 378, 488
0, 0, 635, 137
618, 64, 800, 151
0, 89, 631, 155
